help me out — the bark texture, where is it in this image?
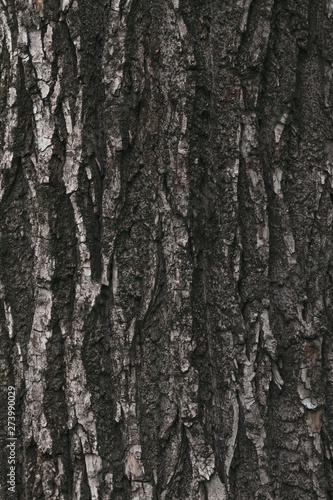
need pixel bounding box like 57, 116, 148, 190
0, 0, 333, 498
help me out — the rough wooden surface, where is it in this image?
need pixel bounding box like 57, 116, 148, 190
0, 0, 333, 498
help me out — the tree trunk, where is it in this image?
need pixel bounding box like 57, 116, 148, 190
0, 0, 333, 498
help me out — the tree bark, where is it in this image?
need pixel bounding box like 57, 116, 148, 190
0, 0, 333, 498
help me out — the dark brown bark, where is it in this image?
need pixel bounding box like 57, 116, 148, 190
0, 0, 333, 499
